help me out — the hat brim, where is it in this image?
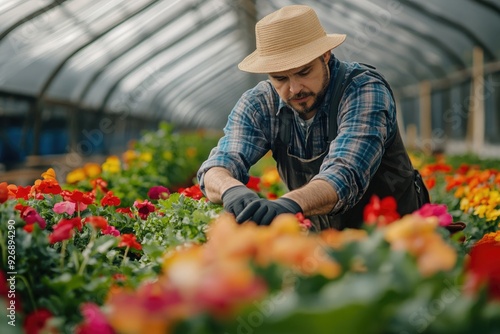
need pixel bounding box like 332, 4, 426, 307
238, 34, 346, 73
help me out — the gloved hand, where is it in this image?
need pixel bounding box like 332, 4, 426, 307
221, 185, 260, 216
236, 198, 302, 226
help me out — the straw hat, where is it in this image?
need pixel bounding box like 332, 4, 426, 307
238, 5, 346, 73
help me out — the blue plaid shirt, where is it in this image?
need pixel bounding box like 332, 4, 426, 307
197, 55, 397, 214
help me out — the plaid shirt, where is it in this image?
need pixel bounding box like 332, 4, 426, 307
197, 55, 397, 213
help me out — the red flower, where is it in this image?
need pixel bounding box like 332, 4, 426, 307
116, 207, 133, 218
48, 218, 82, 244
363, 195, 400, 227
23, 308, 53, 334
38, 179, 62, 195
61, 189, 95, 211
178, 184, 204, 200
15, 185, 32, 200
91, 177, 109, 193
85, 216, 108, 231
119, 234, 142, 250
465, 243, 500, 300
133, 200, 155, 220
100, 191, 121, 207
246, 176, 261, 192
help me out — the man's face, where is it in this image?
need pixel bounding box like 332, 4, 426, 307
268, 52, 330, 119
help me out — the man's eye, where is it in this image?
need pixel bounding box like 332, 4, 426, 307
298, 70, 310, 77
275, 77, 286, 82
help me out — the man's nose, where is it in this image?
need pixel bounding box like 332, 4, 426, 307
289, 78, 303, 95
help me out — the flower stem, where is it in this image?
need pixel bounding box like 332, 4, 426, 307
121, 246, 130, 267
17, 275, 36, 311
78, 229, 96, 276
59, 240, 68, 270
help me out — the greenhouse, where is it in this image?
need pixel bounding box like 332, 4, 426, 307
1, 0, 500, 333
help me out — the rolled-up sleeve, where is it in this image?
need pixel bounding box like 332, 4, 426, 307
197, 82, 278, 194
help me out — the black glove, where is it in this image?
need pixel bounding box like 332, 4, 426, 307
221, 185, 260, 216
236, 198, 302, 226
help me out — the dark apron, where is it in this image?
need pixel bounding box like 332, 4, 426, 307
272, 63, 429, 231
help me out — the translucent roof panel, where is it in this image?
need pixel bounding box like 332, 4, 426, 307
0, 0, 499, 130
0, 0, 157, 95
47, 0, 195, 103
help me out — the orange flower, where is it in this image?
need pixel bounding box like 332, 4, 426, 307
384, 215, 457, 277
41, 168, 57, 180
83, 162, 102, 178
0, 182, 9, 204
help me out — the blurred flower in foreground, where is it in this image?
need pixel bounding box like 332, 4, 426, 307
76, 302, 114, 334
384, 214, 457, 277
23, 308, 55, 334
464, 231, 500, 300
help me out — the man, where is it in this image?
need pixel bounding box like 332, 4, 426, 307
197, 5, 429, 231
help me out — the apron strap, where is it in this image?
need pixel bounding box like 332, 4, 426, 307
327, 61, 347, 143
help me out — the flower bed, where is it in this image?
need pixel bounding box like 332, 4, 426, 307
0, 127, 499, 333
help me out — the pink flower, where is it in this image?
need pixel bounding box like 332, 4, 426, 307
53, 201, 76, 215
102, 225, 120, 237
414, 203, 452, 226
147, 186, 170, 200
76, 302, 114, 334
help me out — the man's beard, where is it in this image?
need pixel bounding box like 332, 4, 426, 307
287, 60, 330, 117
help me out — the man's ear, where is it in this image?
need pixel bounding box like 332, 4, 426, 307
323, 52, 331, 63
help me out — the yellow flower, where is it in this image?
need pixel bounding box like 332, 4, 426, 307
460, 198, 470, 212
486, 209, 500, 222
66, 168, 86, 184
102, 156, 121, 173
139, 152, 153, 162
261, 167, 281, 187
122, 150, 138, 164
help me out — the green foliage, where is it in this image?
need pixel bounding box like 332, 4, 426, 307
135, 193, 223, 260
